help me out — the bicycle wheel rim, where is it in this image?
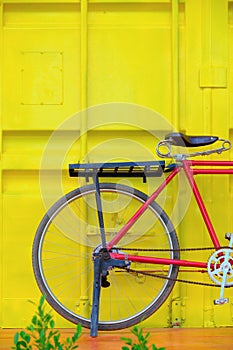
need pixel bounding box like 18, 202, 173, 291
33, 183, 179, 330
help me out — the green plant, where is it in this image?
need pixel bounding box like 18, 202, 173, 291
121, 326, 165, 350
12, 295, 81, 350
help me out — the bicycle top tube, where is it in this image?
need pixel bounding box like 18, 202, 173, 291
156, 132, 232, 160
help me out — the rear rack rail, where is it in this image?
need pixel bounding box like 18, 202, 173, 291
69, 161, 165, 182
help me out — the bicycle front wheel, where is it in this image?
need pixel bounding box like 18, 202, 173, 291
33, 183, 179, 330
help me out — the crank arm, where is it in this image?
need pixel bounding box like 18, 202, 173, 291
214, 233, 233, 305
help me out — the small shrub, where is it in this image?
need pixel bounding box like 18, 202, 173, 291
12, 295, 81, 350
121, 326, 165, 350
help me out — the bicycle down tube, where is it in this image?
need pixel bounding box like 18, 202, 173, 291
108, 159, 233, 269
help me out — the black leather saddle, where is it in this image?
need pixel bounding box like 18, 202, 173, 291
165, 132, 218, 147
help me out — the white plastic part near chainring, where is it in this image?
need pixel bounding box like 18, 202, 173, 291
207, 248, 233, 286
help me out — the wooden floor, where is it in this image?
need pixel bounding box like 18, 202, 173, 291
1, 327, 233, 350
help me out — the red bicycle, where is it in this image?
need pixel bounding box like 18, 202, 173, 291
32, 133, 233, 336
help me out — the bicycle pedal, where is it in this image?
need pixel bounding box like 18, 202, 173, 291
214, 297, 229, 305
225, 233, 232, 241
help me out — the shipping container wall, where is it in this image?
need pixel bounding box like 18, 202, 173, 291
0, 0, 233, 328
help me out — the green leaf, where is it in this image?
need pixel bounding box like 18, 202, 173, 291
38, 304, 44, 319
72, 334, 78, 343
31, 315, 37, 326
19, 331, 26, 338
53, 334, 61, 346
49, 319, 55, 329
69, 324, 81, 344
66, 337, 71, 344
121, 338, 133, 346
48, 330, 58, 340
14, 332, 19, 345
17, 340, 27, 347
152, 345, 166, 350
132, 326, 138, 336
25, 334, 30, 344
39, 329, 45, 339
39, 295, 46, 307
19, 332, 30, 344
44, 314, 52, 323
121, 347, 130, 350
21, 332, 30, 344
76, 324, 82, 336
37, 319, 43, 328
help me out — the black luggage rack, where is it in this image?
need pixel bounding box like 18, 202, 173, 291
69, 161, 165, 183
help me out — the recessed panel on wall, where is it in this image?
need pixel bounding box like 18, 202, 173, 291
2, 3, 81, 130
21, 51, 63, 106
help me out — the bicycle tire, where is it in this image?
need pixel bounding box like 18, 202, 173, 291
32, 183, 179, 330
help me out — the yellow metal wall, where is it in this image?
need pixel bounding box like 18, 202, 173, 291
1, 0, 233, 328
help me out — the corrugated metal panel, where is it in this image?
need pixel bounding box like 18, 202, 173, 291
0, 0, 233, 328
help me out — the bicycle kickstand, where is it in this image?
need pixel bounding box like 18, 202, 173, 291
90, 254, 102, 337
214, 233, 233, 305
90, 173, 106, 337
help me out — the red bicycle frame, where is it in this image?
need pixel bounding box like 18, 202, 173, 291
108, 160, 233, 270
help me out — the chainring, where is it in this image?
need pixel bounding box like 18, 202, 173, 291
207, 248, 233, 286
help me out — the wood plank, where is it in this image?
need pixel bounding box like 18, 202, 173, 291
1, 327, 233, 350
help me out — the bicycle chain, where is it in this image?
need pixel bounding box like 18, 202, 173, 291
120, 266, 220, 287
117, 246, 230, 252
116, 246, 233, 288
